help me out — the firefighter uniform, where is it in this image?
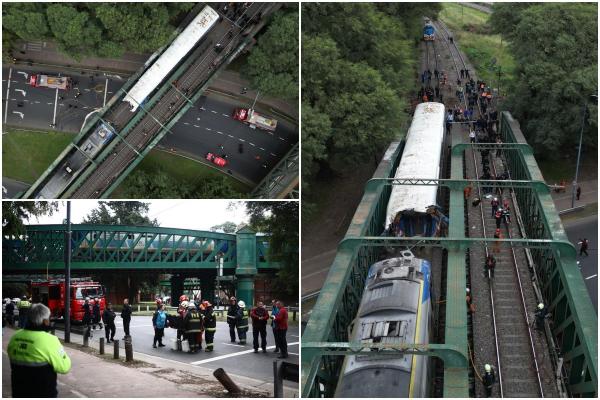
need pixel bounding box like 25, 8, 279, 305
236, 301, 249, 345
8, 328, 72, 397
226, 299, 239, 342
184, 306, 203, 353
203, 304, 216, 352
17, 298, 31, 329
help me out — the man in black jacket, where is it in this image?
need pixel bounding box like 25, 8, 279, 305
102, 303, 117, 343
92, 298, 102, 330
121, 298, 132, 338
226, 296, 239, 343
250, 301, 268, 353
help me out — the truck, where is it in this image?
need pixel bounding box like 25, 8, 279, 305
29, 74, 71, 90
232, 108, 277, 132
30, 278, 105, 323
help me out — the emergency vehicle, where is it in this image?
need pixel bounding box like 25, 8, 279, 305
232, 108, 278, 132
28, 74, 72, 90
30, 278, 105, 322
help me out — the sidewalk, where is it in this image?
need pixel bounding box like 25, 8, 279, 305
550, 178, 597, 212
2, 327, 278, 398
11, 39, 298, 121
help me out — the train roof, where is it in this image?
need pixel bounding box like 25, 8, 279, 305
123, 6, 219, 111
386, 102, 445, 225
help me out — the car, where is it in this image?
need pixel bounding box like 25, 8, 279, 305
65, 165, 73, 174
206, 152, 227, 167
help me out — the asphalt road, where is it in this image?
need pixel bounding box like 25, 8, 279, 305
2, 177, 30, 198
564, 215, 598, 312
62, 315, 299, 384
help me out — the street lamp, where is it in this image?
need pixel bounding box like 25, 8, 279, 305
64, 201, 72, 343
571, 94, 598, 208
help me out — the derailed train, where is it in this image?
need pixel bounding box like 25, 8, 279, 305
336, 251, 433, 397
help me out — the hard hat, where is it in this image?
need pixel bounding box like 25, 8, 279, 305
466, 288, 470, 293
238, 300, 245, 308
179, 295, 188, 302
187, 303, 196, 310
205, 302, 212, 308
493, 197, 497, 201
230, 296, 236, 301
538, 303, 544, 310
180, 301, 189, 309
22, 295, 27, 300
485, 364, 491, 372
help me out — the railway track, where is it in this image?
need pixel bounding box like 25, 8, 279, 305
435, 19, 558, 397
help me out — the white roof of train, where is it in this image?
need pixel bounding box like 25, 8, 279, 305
123, 6, 219, 111
385, 102, 445, 226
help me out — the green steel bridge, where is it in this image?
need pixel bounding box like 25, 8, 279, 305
301, 112, 597, 397
3, 224, 281, 308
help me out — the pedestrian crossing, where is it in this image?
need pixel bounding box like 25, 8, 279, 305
26, 41, 44, 52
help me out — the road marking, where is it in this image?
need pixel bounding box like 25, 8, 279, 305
270, 153, 277, 157
197, 117, 201, 121
211, 110, 217, 114
184, 122, 190, 125
205, 127, 212, 131
11, 98, 17, 101
16, 71, 28, 79
190, 342, 300, 365
47, 102, 53, 105
227, 134, 234, 138
239, 138, 245, 142
200, 107, 206, 110
82, 106, 88, 109
57, 381, 86, 398
585, 274, 597, 280
14, 88, 26, 97
222, 113, 229, 117
34, 101, 40, 104
278, 137, 285, 141
193, 124, 199, 128
52, 87, 59, 126
12, 111, 24, 119
84, 88, 91, 92
289, 335, 299, 338
4, 67, 12, 123
288, 352, 299, 355
217, 131, 224, 135
259, 147, 265, 151
103, 78, 108, 107
221, 342, 246, 347
249, 142, 256, 147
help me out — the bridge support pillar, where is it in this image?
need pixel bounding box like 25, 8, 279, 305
200, 272, 216, 304
170, 274, 184, 307
235, 227, 257, 308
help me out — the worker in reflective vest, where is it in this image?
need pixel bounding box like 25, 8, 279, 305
17, 296, 31, 329
184, 303, 203, 353
202, 301, 216, 352
236, 301, 249, 345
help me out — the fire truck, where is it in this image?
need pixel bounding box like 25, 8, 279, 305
232, 108, 278, 132
30, 278, 105, 323
28, 74, 71, 90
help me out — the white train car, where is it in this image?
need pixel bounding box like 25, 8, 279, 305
123, 5, 220, 111
386, 102, 446, 237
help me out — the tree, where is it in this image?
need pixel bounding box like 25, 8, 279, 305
210, 221, 238, 233
242, 9, 299, 100
196, 176, 242, 199
83, 202, 157, 226
246, 202, 298, 300
2, 201, 58, 236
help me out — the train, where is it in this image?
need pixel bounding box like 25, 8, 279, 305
423, 20, 435, 41
336, 251, 433, 397
386, 102, 447, 238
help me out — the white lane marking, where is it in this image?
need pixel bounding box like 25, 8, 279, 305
14, 88, 26, 97
221, 342, 245, 348
200, 107, 206, 110
4, 67, 12, 123
184, 122, 190, 125
239, 138, 245, 142
10, 98, 17, 101
270, 153, 277, 157
193, 124, 199, 128
211, 110, 217, 114
47, 102, 53, 105
108, 91, 113, 94
82, 106, 88, 109
197, 117, 201, 121
103, 78, 108, 107
249, 142, 256, 147
34, 101, 40, 104
585, 274, 597, 280
57, 381, 86, 398
259, 147, 265, 151
84, 88, 91, 92
12, 111, 24, 119
16, 71, 28, 79
227, 134, 234, 138
191, 342, 300, 365
289, 335, 299, 338
278, 137, 285, 141
288, 352, 299, 355
205, 127, 212, 131
217, 131, 224, 135
222, 113, 229, 117
52, 87, 59, 125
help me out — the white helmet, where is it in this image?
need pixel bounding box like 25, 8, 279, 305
180, 301, 189, 309
466, 288, 470, 293
538, 303, 544, 310
485, 364, 492, 372
187, 303, 196, 310
238, 300, 246, 308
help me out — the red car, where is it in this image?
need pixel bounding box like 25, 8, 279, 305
206, 152, 227, 167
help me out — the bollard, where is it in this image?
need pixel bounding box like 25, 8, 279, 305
124, 336, 133, 362
273, 360, 283, 398
83, 326, 90, 347
99, 338, 105, 354
137, 304, 140, 312
213, 368, 242, 395
113, 340, 119, 359
146, 305, 149, 312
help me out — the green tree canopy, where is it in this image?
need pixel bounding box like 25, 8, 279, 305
2, 201, 58, 236
83, 201, 157, 226
242, 8, 299, 100
210, 221, 238, 233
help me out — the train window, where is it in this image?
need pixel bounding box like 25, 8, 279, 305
74, 287, 104, 299
361, 320, 408, 343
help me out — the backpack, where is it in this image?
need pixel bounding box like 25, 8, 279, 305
156, 311, 167, 329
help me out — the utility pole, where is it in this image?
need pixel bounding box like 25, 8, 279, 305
64, 201, 72, 343
571, 95, 598, 208
250, 90, 260, 111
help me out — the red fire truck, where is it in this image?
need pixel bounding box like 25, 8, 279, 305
30, 279, 106, 323
28, 74, 72, 90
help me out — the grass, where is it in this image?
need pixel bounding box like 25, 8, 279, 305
536, 156, 597, 183
111, 149, 251, 197
2, 129, 74, 183
439, 3, 516, 93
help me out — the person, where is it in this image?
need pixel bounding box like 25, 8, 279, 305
102, 303, 117, 343
121, 298, 132, 338
226, 296, 239, 342
251, 301, 268, 353
485, 255, 496, 278
534, 303, 547, 330
501, 206, 511, 225
82, 297, 92, 335
271, 299, 280, 352
17, 296, 31, 329
236, 301, 249, 345
469, 127, 476, 143
8, 304, 71, 397
92, 298, 102, 330
184, 303, 203, 352
446, 111, 453, 134
152, 304, 168, 348
5, 299, 15, 327
464, 183, 472, 199
466, 288, 475, 314
578, 238, 589, 256
482, 363, 496, 397
493, 229, 502, 254
203, 302, 216, 352
491, 197, 499, 218
274, 301, 289, 359
176, 300, 188, 345
494, 208, 503, 229
576, 186, 581, 200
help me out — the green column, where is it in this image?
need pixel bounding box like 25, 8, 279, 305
235, 226, 257, 307
200, 271, 216, 304
170, 274, 184, 307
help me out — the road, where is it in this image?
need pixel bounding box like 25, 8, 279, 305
60, 315, 299, 384
2, 177, 30, 198
564, 215, 598, 312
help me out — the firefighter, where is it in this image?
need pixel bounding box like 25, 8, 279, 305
494, 208, 503, 229
484, 255, 496, 278
184, 303, 203, 353
534, 303, 547, 330
7, 304, 71, 397
482, 363, 496, 397
227, 296, 239, 342
466, 288, 475, 314
92, 298, 102, 330
176, 300, 188, 345
102, 302, 116, 343
236, 301, 249, 345
203, 301, 216, 352
17, 295, 31, 329
491, 197, 499, 218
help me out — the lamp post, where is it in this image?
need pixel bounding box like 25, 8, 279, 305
64, 201, 72, 343
571, 95, 598, 208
